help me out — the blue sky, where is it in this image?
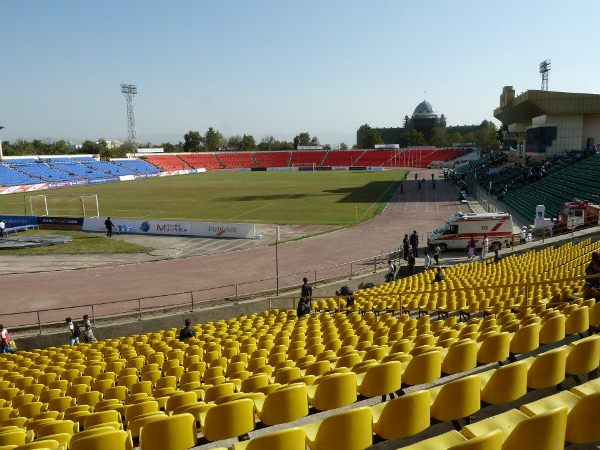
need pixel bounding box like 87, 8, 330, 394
1, 0, 599, 145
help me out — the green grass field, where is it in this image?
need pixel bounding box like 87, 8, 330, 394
0, 170, 407, 225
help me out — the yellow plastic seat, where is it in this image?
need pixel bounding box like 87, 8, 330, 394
448, 430, 503, 450
0, 432, 28, 447
126, 413, 167, 440
564, 391, 600, 444
480, 361, 528, 405
254, 384, 308, 425
441, 340, 477, 375
36, 420, 78, 438
83, 410, 122, 430
302, 406, 372, 450
199, 399, 255, 442
371, 390, 430, 440
570, 378, 600, 397
565, 334, 600, 378
306, 372, 357, 411
525, 347, 566, 389
396, 430, 453, 449
401, 351, 441, 386
13, 439, 63, 449
231, 427, 306, 450
69, 430, 134, 450
539, 315, 566, 344
124, 400, 160, 423
462, 406, 567, 450
509, 323, 540, 355
139, 414, 196, 450
165, 392, 198, 415
565, 306, 589, 335
430, 375, 480, 424
356, 361, 402, 401
476, 332, 510, 364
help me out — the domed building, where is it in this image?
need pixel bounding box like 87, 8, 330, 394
404, 100, 445, 139
356, 99, 485, 147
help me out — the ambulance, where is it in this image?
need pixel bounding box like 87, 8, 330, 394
428, 212, 514, 252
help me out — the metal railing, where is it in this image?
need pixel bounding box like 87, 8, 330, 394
1, 246, 403, 334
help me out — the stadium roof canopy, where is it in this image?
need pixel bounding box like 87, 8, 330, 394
494, 89, 600, 124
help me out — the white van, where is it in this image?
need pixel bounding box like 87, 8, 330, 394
428, 212, 513, 252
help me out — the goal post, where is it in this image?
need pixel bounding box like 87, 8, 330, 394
27, 194, 99, 217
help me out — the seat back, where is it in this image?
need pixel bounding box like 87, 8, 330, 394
565, 335, 600, 376
441, 340, 477, 374
566, 391, 600, 444
260, 384, 308, 425
527, 347, 566, 389
69, 430, 132, 450
36, 420, 78, 438
311, 407, 372, 450
539, 315, 566, 345
481, 361, 528, 405
311, 372, 357, 411
565, 306, 589, 335
237, 427, 306, 450
357, 361, 402, 398
202, 399, 255, 442
139, 414, 195, 450
448, 429, 502, 450
477, 333, 510, 364
502, 406, 567, 450
372, 390, 430, 440
402, 351, 442, 386
430, 375, 481, 421
509, 323, 541, 354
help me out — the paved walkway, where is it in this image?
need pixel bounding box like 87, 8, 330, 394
0, 169, 470, 324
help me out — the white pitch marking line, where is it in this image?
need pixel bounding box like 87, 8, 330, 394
228, 203, 270, 221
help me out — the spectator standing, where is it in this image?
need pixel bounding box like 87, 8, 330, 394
105, 217, 114, 237
414, 173, 418, 181
82, 314, 97, 342
386, 259, 396, 282
467, 237, 476, 259
0, 325, 16, 354
583, 252, 600, 301
431, 173, 435, 180
0, 220, 5, 238
482, 234, 490, 259
519, 226, 527, 244
493, 249, 502, 264
300, 277, 313, 304
179, 319, 196, 341
402, 234, 410, 260
423, 253, 432, 271
410, 230, 419, 257
407, 250, 416, 276
65, 317, 80, 345
527, 230, 533, 243
433, 245, 441, 265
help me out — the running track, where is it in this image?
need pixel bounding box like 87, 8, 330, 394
1, 170, 468, 325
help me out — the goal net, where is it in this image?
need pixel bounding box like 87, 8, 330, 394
28, 194, 100, 217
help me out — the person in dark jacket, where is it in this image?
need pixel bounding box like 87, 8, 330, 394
336, 285, 355, 308
104, 217, 115, 237
402, 234, 410, 260
179, 319, 195, 341
409, 230, 419, 257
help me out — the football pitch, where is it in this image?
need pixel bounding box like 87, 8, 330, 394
0, 170, 408, 225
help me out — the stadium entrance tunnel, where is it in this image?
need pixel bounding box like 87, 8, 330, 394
0, 235, 72, 249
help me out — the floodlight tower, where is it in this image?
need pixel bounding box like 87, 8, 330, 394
539, 60, 551, 91
120, 83, 138, 143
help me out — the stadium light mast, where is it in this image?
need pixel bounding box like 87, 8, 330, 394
539, 60, 551, 91
0, 126, 4, 161
120, 83, 138, 144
